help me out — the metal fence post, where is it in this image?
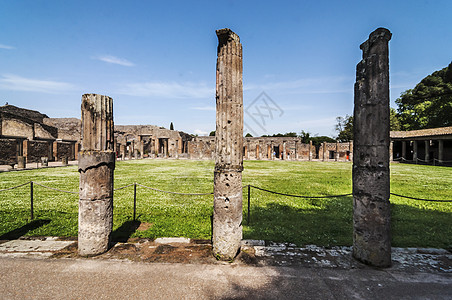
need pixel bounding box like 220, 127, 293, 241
133, 183, 137, 221
30, 181, 34, 220
247, 185, 251, 225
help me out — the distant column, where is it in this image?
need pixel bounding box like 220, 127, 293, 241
438, 140, 444, 162
256, 144, 260, 160
335, 141, 339, 161
349, 141, 353, 161
425, 140, 430, 162
322, 142, 326, 161
294, 141, 298, 160
402, 141, 406, 159
213, 28, 243, 260
413, 141, 418, 162
309, 140, 313, 161
282, 142, 286, 160
353, 28, 392, 267
78, 94, 115, 256
389, 141, 394, 162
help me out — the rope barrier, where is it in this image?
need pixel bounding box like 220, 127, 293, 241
136, 183, 213, 196
390, 193, 452, 203
114, 183, 135, 191
32, 182, 78, 194
248, 185, 352, 199
0, 181, 31, 192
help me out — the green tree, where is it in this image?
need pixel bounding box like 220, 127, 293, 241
299, 130, 311, 143
396, 62, 452, 130
245, 133, 253, 137
209, 130, 215, 136
170, 122, 174, 130
335, 115, 353, 142
335, 108, 401, 141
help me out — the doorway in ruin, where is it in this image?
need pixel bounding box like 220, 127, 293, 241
273, 145, 280, 158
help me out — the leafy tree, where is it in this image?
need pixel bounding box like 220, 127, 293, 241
209, 130, 215, 136
299, 130, 311, 144
170, 122, 174, 130
396, 62, 452, 130
245, 133, 253, 137
335, 115, 353, 142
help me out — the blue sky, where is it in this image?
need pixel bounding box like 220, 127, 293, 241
1, 0, 451, 137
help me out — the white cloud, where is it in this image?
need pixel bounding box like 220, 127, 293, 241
0, 74, 75, 94
191, 106, 215, 111
0, 44, 15, 50
94, 55, 135, 67
194, 129, 209, 135
118, 81, 214, 99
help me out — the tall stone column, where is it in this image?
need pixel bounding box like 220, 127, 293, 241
425, 140, 430, 162
389, 141, 394, 162
438, 140, 444, 162
353, 28, 392, 267
213, 28, 243, 261
413, 141, 418, 162
309, 140, 313, 161
335, 141, 339, 161
78, 94, 115, 256
349, 141, 353, 161
402, 141, 406, 159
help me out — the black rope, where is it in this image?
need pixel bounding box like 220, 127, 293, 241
390, 192, 452, 202
0, 181, 31, 192
248, 185, 352, 199
136, 183, 213, 196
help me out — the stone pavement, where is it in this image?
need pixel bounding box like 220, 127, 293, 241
0, 237, 451, 299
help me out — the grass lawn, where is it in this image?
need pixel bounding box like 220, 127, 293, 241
0, 159, 451, 248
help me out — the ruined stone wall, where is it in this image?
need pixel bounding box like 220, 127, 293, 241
24, 140, 50, 163
43, 118, 80, 141
188, 136, 215, 159
1, 116, 34, 139
54, 142, 74, 161
0, 139, 19, 164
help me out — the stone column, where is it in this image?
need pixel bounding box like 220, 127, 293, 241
353, 28, 392, 267
322, 142, 326, 161
283, 142, 286, 160
402, 141, 406, 159
389, 141, 394, 162
213, 28, 243, 261
256, 144, 260, 160
438, 140, 444, 162
425, 140, 430, 162
349, 141, 353, 161
413, 141, 418, 162
119, 144, 125, 160
78, 94, 115, 256
309, 140, 313, 161
335, 141, 339, 161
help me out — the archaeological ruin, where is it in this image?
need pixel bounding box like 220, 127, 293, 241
212, 28, 244, 260
353, 28, 392, 267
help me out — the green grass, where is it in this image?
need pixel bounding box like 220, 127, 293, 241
0, 160, 451, 248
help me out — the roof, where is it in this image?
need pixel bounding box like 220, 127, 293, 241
390, 126, 452, 139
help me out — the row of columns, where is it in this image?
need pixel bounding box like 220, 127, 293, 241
397, 140, 445, 162
77, 27, 393, 269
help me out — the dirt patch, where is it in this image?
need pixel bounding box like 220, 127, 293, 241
137, 222, 153, 231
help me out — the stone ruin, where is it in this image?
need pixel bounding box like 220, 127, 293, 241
212, 28, 244, 260
78, 94, 115, 256
353, 28, 392, 267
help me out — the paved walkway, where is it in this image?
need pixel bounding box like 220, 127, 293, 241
0, 238, 451, 299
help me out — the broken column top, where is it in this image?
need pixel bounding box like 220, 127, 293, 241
216, 28, 240, 51
360, 27, 392, 57
81, 94, 114, 152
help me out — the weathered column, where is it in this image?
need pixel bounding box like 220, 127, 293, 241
353, 28, 392, 267
413, 141, 418, 162
213, 28, 243, 260
78, 94, 115, 256
401, 141, 406, 159
438, 140, 444, 162
424, 140, 430, 162
283, 142, 286, 160
256, 144, 260, 160
309, 140, 313, 161
294, 141, 298, 160
335, 141, 339, 161
17, 156, 26, 169
119, 144, 125, 160
349, 141, 353, 161
389, 141, 394, 162
322, 142, 326, 161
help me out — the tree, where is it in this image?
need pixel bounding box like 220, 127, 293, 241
396, 62, 452, 130
209, 130, 215, 136
245, 133, 253, 137
335, 115, 353, 142
170, 122, 174, 130
335, 108, 400, 141
299, 130, 311, 144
